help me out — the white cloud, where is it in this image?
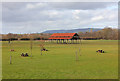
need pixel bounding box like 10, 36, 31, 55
26, 3, 48, 9
73, 10, 81, 14
48, 11, 58, 18
108, 15, 116, 20
26, 4, 35, 9
91, 16, 104, 21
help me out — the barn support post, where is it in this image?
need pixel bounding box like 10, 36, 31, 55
69, 39, 71, 44
63, 39, 65, 44
57, 40, 58, 44
58, 39, 59, 44
60, 39, 61, 44
79, 39, 81, 44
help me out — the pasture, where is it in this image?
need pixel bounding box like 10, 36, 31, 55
2, 40, 118, 79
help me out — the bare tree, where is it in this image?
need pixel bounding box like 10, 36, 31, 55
75, 51, 79, 61
29, 34, 33, 57
39, 39, 45, 55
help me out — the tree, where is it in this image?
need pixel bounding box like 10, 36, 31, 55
39, 39, 45, 55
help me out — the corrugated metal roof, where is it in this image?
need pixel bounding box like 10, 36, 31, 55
49, 33, 76, 39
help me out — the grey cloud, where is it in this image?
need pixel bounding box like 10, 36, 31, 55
2, 2, 118, 33
49, 2, 117, 10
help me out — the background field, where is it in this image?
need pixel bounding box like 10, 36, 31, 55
2, 40, 118, 79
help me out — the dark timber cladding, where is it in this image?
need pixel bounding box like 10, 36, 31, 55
49, 33, 80, 44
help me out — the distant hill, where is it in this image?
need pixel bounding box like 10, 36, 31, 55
42, 28, 102, 33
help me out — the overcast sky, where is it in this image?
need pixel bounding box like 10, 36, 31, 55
2, 2, 118, 34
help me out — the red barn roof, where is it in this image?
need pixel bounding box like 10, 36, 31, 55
49, 33, 77, 40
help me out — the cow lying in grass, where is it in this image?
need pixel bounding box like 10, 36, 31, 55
10, 49, 15, 52
21, 53, 29, 57
96, 50, 105, 53
41, 48, 48, 51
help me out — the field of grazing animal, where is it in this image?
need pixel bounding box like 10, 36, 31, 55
2, 40, 118, 79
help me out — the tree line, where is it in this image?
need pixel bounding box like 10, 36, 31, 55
78, 27, 118, 40
0, 27, 118, 41
1, 33, 51, 41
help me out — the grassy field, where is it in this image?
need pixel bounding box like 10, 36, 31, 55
2, 40, 118, 79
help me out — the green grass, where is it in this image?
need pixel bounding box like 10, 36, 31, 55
2, 40, 118, 79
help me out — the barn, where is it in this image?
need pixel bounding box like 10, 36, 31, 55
49, 33, 80, 44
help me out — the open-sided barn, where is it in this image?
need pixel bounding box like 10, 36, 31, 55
49, 33, 80, 44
